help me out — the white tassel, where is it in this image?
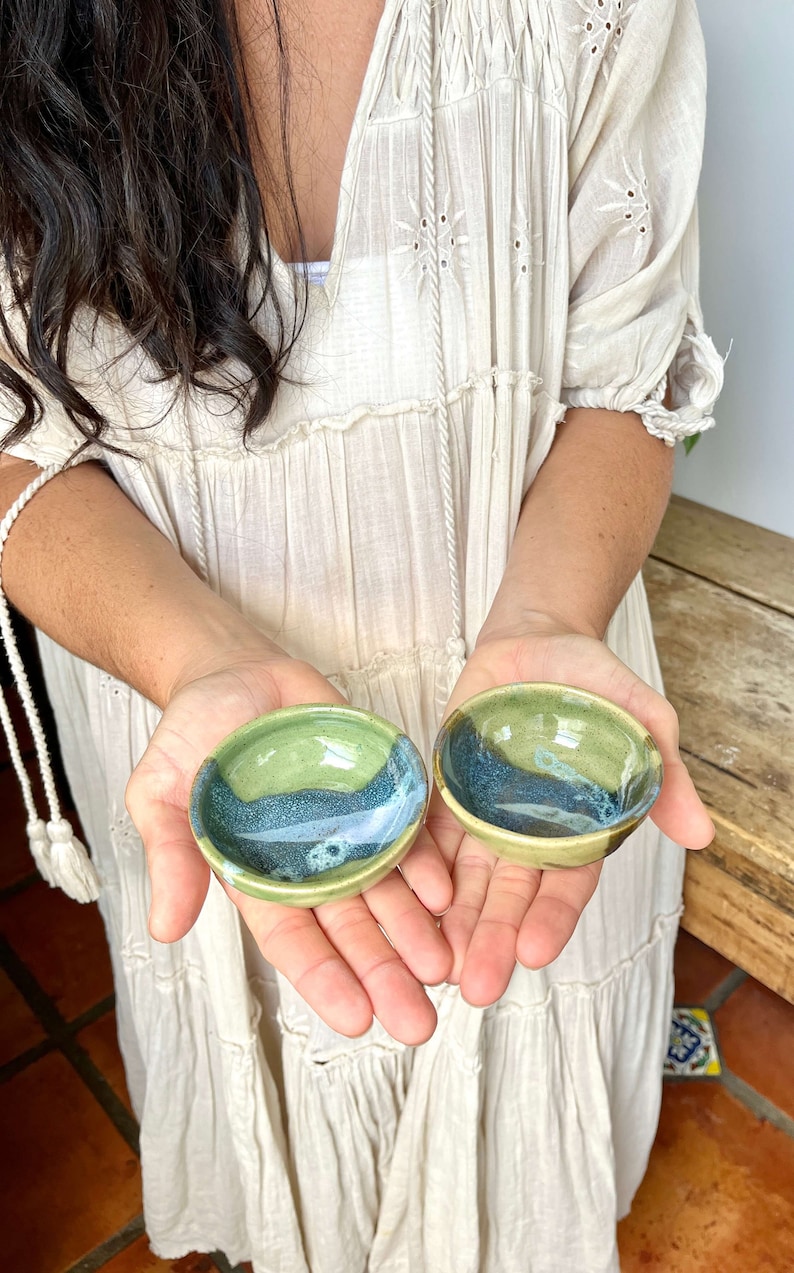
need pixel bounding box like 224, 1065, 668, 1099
445, 636, 467, 685
27, 816, 57, 887
0, 453, 102, 903
46, 818, 101, 903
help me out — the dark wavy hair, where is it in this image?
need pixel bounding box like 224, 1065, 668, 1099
0, 0, 306, 450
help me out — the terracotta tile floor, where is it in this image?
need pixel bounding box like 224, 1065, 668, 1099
1, 680, 793, 1271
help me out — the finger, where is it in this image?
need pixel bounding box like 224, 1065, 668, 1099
516, 861, 602, 969
231, 888, 374, 1038
129, 796, 212, 942
363, 868, 453, 986
622, 686, 714, 849
397, 822, 453, 915
457, 861, 543, 1007
650, 754, 715, 848
315, 896, 438, 1045
423, 787, 465, 875
531, 648, 714, 851
439, 836, 497, 981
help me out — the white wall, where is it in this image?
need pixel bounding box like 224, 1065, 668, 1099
672, 0, 794, 538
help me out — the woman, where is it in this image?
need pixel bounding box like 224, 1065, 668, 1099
0, 0, 722, 1269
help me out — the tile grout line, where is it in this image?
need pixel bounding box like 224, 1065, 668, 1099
0, 936, 140, 1154
720, 1068, 794, 1141
213, 1253, 249, 1273
0, 1036, 58, 1085
0, 870, 41, 902
703, 966, 748, 1014
63, 1215, 146, 1273
0, 991, 118, 1087
69, 992, 118, 1033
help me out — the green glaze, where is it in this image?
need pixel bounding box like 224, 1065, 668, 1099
216, 709, 389, 801
432, 682, 663, 870
189, 703, 429, 907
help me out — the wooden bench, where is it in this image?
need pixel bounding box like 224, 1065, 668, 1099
643, 495, 794, 1004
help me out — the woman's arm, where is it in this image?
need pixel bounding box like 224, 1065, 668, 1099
478, 406, 675, 645
0, 454, 452, 1042
0, 456, 278, 707
429, 408, 714, 1005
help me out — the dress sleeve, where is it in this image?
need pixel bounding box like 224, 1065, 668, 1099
560, 0, 724, 445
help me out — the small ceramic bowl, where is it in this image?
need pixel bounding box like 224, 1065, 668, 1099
432, 682, 663, 869
189, 703, 428, 907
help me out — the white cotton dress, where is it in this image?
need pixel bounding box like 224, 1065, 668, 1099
2, 1, 724, 1270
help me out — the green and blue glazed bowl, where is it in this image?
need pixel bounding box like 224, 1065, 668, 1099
189, 703, 428, 907
432, 682, 663, 869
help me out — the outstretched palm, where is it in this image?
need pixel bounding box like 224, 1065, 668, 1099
126, 653, 452, 1045
427, 629, 713, 1007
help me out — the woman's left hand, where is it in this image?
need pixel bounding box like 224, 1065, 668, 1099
427, 621, 714, 1007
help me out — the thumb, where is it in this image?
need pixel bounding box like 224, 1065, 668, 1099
131, 796, 212, 941
650, 753, 715, 850
620, 679, 714, 850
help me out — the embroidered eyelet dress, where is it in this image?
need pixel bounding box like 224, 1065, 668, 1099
1, 1, 723, 1270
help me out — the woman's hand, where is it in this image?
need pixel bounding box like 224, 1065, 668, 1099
126, 649, 453, 1045
427, 619, 714, 1008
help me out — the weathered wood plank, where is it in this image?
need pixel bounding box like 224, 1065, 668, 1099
693, 824, 794, 917
643, 558, 794, 881
651, 495, 794, 617
646, 498, 794, 1003
681, 853, 794, 1004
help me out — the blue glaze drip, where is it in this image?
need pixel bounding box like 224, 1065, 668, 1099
444, 718, 623, 838
194, 737, 426, 882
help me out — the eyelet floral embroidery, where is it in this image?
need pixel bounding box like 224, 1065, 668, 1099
109, 812, 140, 858
597, 153, 652, 253
99, 671, 131, 702
572, 0, 636, 75
394, 195, 469, 293
511, 205, 544, 290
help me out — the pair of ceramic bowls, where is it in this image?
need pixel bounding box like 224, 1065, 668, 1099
189, 683, 664, 908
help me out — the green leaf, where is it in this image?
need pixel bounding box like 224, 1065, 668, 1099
682, 433, 701, 455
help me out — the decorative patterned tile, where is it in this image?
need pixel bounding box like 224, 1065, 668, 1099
0, 877, 113, 1021
664, 1007, 722, 1078
0, 1051, 140, 1272
673, 928, 735, 1004
618, 1083, 794, 1271
0, 966, 46, 1065
715, 976, 794, 1120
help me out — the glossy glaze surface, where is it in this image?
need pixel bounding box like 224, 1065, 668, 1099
190, 704, 428, 905
433, 682, 663, 868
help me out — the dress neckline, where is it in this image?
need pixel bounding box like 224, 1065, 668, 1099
271, 0, 400, 308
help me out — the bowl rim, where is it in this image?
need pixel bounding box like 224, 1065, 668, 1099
431, 681, 664, 853
189, 701, 429, 906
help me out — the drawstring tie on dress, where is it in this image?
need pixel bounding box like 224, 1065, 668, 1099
419, 0, 467, 683
0, 457, 100, 901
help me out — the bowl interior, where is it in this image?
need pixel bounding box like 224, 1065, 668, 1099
190, 704, 427, 886
436, 684, 662, 840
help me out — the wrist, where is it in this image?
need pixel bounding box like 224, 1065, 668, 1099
149, 601, 287, 709
476, 605, 604, 650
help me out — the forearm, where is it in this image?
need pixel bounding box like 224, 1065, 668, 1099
0, 456, 281, 708
478, 408, 674, 644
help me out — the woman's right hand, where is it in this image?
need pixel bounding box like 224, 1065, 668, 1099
125, 649, 453, 1045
